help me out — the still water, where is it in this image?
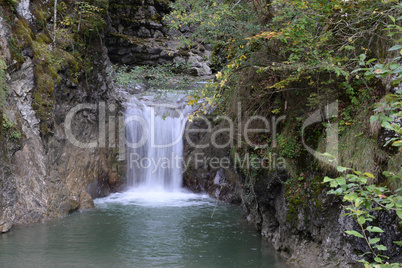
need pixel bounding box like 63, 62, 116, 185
0, 190, 289, 268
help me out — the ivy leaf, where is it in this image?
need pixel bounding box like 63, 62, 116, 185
336, 178, 346, 186
345, 230, 364, 238
366, 226, 384, 233
394, 241, 402, 246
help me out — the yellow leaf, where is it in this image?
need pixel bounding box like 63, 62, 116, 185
363, 172, 375, 179
392, 140, 402, 146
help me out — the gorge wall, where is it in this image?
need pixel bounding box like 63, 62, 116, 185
182, 113, 401, 267
0, 0, 122, 232
0, 1, 400, 268
0, 0, 211, 233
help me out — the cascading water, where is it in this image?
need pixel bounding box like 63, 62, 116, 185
125, 96, 190, 192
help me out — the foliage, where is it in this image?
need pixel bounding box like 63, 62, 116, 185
114, 63, 197, 99
325, 167, 402, 267
59, 0, 107, 39
371, 92, 402, 149
0, 0, 17, 11
2, 0, 108, 136
171, 0, 401, 116
276, 133, 302, 159
2, 115, 21, 142
166, 0, 263, 53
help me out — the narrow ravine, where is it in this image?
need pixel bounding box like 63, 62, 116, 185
0, 94, 290, 268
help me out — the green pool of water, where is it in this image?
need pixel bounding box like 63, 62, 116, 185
0, 190, 289, 268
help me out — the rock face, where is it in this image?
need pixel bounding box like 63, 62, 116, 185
182, 118, 401, 267
106, 0, 212, 75
0, 6, 123, 233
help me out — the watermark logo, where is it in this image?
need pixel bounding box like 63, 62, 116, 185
64, 101, 338, 171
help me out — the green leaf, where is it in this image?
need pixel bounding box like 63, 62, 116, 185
335, 188, 343, 195
357, 216, 366, 225
374, 244, 387, 251
392, 140, 402, 147
344, 193, 358, 202
355, 198, 363, 207
366, 226, 384, 233
323, 177, 333, 183
389, 45, 402, 51
396, 210, 402, 220
337, 166, 348, 172
374, 257, 382, 263
365, 201, 372, 211
389, 15, 396, 23
394, 241, 402, 246
336, 178, 346, 186
345, 230, 364, 238
369, 238, 380, 244
370, 115, 379, 123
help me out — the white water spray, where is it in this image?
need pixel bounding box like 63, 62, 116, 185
125, 97, 190, 192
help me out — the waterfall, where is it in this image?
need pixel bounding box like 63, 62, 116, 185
125, 98, 188, 192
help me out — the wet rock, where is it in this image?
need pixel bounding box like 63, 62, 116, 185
148, 21, 163, 29
138, 27, 152, 38
187, 53, 212, 76
153, 30, 164, 39
134, 7, 147, 20
147, 6, 157, 17
167, 28, 181, 38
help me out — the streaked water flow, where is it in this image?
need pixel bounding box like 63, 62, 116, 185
125, 100, 188, 191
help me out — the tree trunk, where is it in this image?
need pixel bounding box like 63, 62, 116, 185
53, 0, 57, 50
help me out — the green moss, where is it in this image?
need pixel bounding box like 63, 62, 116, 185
8, 18, 34, 65
0, 0, 17, 10
337, 125, 388, 181
2, 114, 22, 144
31, 38, 79, 136
385, 152, 402, 191
13, 19, 34, 48
285, 174, 325, 223
36, 33, 52, 44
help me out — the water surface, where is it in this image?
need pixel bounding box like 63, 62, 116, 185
0, 190, 289, 268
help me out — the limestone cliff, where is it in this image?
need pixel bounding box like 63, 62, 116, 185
0, 0, 122, 232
